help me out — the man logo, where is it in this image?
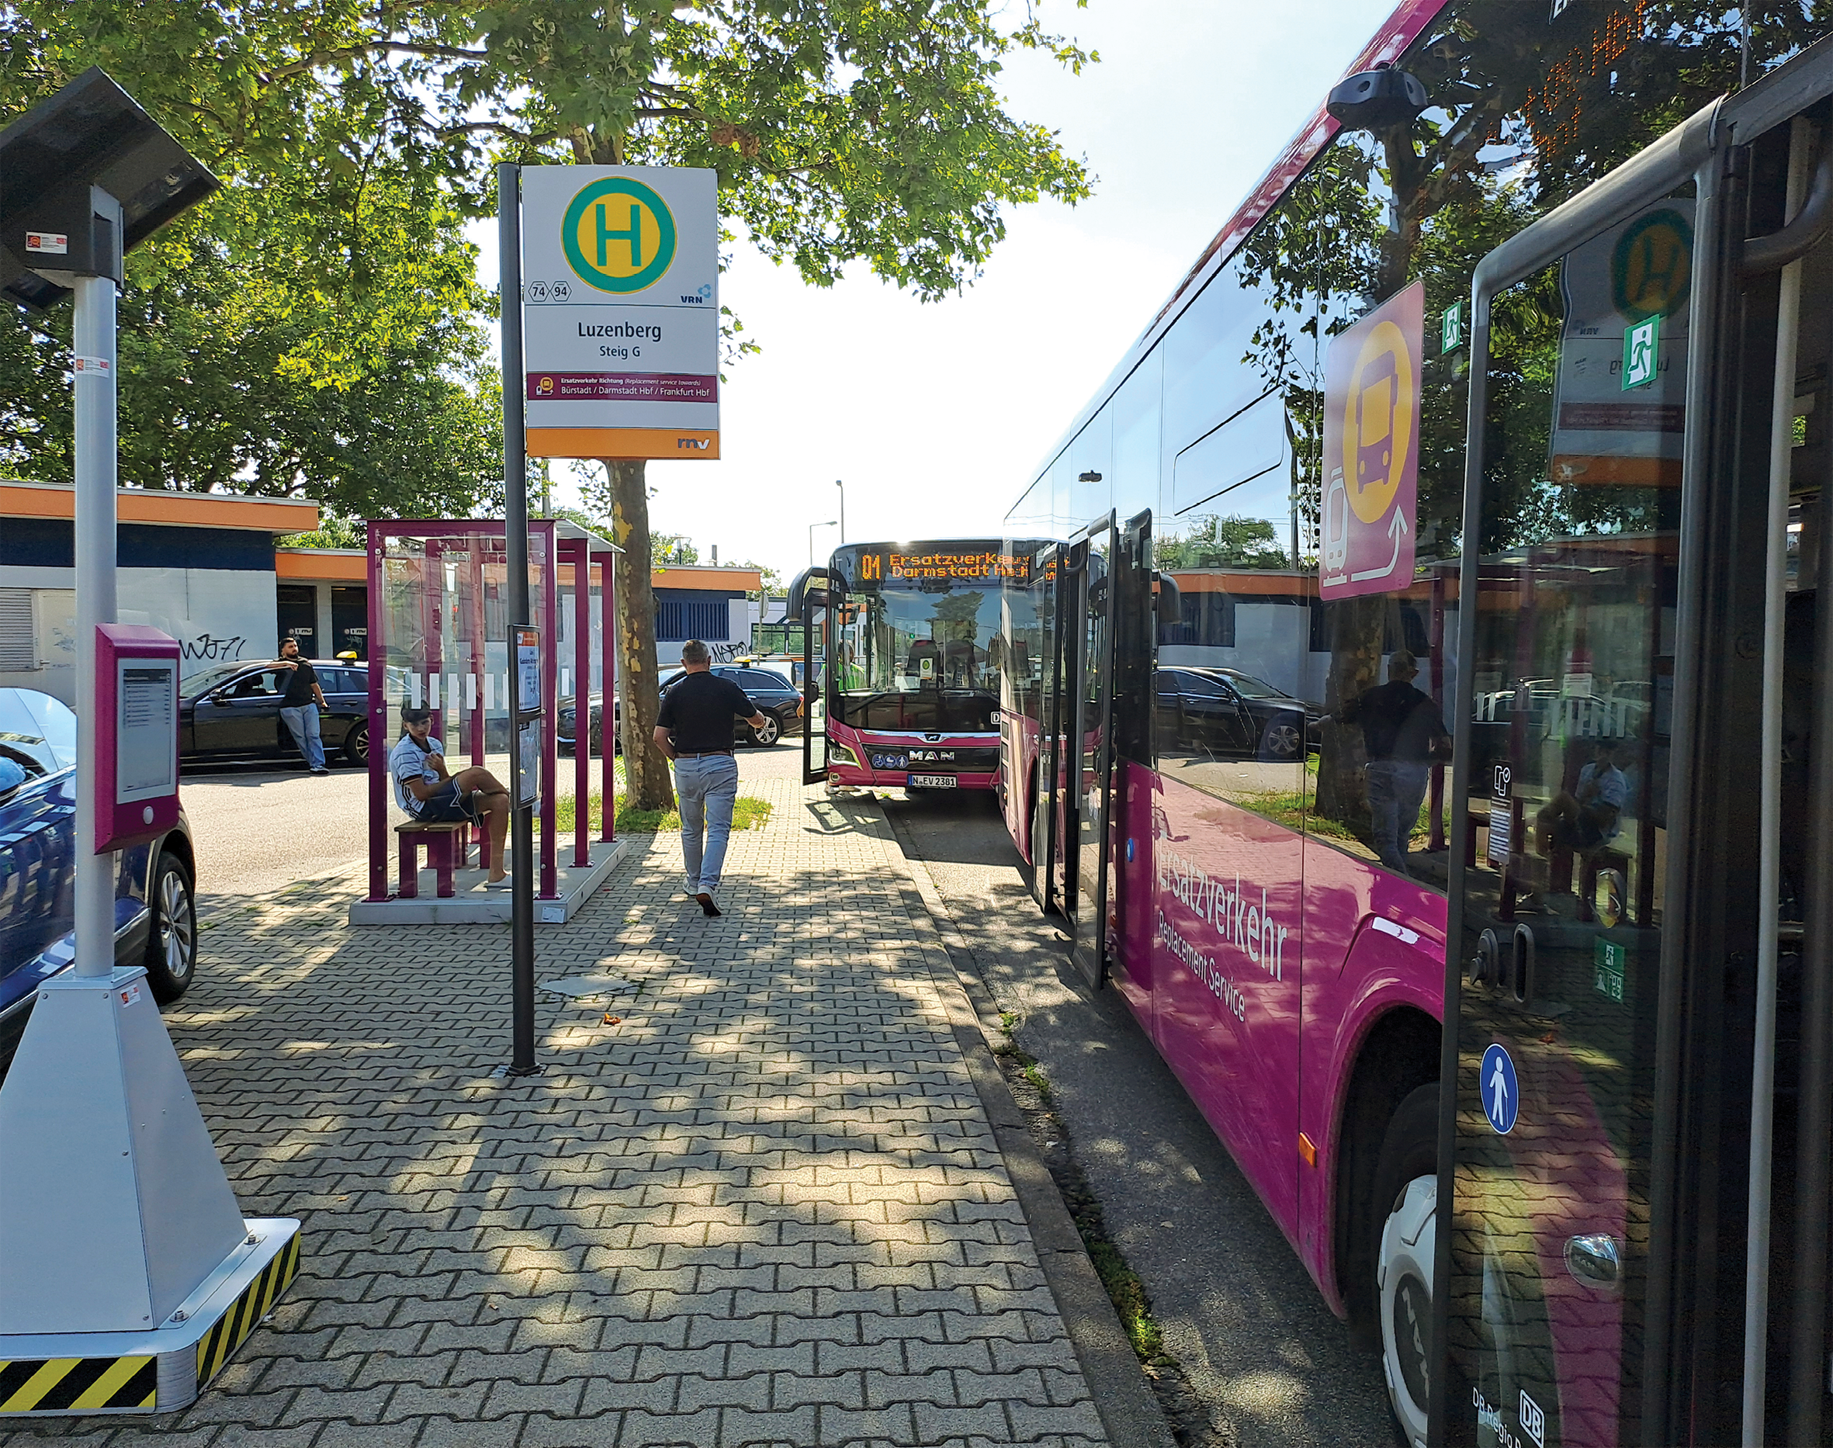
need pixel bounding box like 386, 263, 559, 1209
561, 178, 677, 294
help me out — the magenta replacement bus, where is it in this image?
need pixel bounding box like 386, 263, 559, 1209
789, 540, 1053, 795
994, 3, 1833, 1445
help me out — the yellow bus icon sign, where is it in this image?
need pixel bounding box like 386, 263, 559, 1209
561, 178, 677, 294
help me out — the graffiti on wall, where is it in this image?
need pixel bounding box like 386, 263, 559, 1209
180, 633, 249, 662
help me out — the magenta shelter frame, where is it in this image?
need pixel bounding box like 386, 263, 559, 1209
364, 519, 617, 903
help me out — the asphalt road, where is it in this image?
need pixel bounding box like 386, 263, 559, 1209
177, 741, 804, 908
879, 786, 1400, 1448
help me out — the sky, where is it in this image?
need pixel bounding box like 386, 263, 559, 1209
474, 0, 1399, 583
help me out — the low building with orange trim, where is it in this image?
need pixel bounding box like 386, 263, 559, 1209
651, 562, 763, 664
0, 481, 364, 704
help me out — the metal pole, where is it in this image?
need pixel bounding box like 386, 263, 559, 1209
499, 162, 539, 1078
572, 540, 589, 867
72, 269, 118, 977
835, 478, 844, 545
1743, 114, 1810, 1448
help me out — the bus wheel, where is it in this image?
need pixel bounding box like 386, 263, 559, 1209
1374, 1082, 1437, 1448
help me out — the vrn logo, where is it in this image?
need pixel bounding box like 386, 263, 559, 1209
677, 437, 711, 450
679, 283, 714, 305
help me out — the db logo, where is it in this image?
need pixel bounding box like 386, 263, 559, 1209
561, 178, 677, 295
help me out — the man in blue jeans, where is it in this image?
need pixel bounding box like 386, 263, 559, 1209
273, 635, 329, 773
653, 640, 767, 917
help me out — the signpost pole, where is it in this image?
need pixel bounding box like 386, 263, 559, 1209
500, 162, 540, 1078
72, 259, 119, 977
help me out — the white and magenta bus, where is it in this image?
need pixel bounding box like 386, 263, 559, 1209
999, 5, 1833, 1445
788, 540, 1053, 794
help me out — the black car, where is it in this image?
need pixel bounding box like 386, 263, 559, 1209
0, 687, 199, 1071
558, 692, 607, 755
664, 664, 803, 747
179, 658, 371, 767
562, 663, 804, 754
1153, 666, 1324, 761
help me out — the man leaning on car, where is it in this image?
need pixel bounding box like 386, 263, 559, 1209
273, 635, 330, 774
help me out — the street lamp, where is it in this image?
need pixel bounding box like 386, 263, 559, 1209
835, 478, 845, 545
809, 519, 837, 566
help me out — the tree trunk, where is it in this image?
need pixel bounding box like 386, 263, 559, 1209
1314, 594, 1384, 840
601, 457, 676, 811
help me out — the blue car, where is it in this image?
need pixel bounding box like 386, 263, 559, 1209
0, 687, 199, 1071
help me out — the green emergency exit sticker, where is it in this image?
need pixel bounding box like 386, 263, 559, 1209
1442, 301, 1464, 353
1594, 937, 1627, 1003
1623, 313, 1660, 389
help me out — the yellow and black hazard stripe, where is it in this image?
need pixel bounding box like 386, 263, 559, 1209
0, 1355, 156, 1414
196, 1232, 301, 1387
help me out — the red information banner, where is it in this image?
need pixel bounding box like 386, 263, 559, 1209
1319, 280, 1423, 600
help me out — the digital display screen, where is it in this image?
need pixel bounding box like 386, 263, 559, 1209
117, 661, 178, 803
853, 549, 1034, 584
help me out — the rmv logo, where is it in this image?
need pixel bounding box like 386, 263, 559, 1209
677, 437, 711, 450
562, 179, 677, 294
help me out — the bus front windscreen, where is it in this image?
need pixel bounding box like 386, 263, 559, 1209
832, 581, 1002, 735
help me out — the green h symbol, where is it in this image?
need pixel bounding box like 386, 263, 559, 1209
596, 202, 644, 269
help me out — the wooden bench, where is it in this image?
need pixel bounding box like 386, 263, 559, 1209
395, 820, 470, 899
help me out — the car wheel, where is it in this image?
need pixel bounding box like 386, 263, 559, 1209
1374, 1083, 1438, 1448
343, 720, 370, 767
143, 850, 198, 1004
752, 712, 782, 746
1260, 715, 1303, 760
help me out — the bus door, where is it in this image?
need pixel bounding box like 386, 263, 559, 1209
1068, 513, 1119, 985
1027, 540, 1068, 913
801, 570, 829, 785
1436, 62, 1833, 1448
1035, 537, 1085, 918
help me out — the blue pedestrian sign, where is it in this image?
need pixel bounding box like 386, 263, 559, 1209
1482, 1043, 1519, 1134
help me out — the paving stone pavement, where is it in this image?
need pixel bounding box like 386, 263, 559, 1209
2, 775, 1109, 1448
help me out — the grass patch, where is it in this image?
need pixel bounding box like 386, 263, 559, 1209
991, 1015, 1156, 1357
553, 791, 773, 835
1238, 755, 1452, 846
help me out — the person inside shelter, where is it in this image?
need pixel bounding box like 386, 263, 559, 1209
389, 705, 513, 887
1536, 736, 1629, 857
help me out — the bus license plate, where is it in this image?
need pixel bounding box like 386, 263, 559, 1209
908, 773, 957, 789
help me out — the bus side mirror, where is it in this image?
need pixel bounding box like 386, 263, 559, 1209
1153, 572, 1182, 621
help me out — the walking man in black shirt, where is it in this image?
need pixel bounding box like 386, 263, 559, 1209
653, 640, 769, 917
1336, 650, 1449, 873
274, 635, 329, 774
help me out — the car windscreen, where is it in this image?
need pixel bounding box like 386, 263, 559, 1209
1222, 671, 1289, 700
0, 688, 76, 773
182, 661, 251, 696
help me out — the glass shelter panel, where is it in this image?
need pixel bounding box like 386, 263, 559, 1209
376, 531, 550, 782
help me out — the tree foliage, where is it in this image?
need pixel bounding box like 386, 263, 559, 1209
1, 0, 1095, 804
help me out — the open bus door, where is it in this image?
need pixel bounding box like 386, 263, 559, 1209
785, 567, 829, 785
1032, 514, 1117, 982
1433, 50, 1833, 1448
1027, 540, 1067, 915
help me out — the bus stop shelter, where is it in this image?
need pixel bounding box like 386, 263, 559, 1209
349, 518, 626, 924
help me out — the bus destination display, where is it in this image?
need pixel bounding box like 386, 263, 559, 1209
854, 549, 1032, 583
